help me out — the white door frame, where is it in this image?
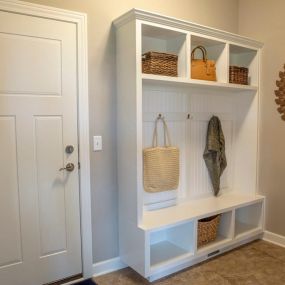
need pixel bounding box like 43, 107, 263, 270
0, 0, 93, 279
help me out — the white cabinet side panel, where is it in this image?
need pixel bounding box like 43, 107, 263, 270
116, 21, 139, 224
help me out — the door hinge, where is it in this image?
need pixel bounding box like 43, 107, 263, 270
78, 162, 81, 170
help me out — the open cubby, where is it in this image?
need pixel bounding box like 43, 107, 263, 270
191, 35, 227, 83
142, 24, 187, 77
235, 202, 263, 238
197, 211, 233, 253
150, 221, 195, 269
229, 44, 258, 86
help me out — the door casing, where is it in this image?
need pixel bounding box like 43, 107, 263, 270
0, 0, 93, 279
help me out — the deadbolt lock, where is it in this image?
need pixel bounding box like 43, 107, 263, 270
65, 145, 74, 154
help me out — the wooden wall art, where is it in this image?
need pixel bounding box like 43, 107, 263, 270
275, 65, 285, 121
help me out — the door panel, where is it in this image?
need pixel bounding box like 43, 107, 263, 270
35, 116, 67, 257
0, 9, 82, 285
0, 117, 22, 267
0, 34, 61, 95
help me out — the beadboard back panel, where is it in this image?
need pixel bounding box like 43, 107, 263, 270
142, 86, 189, 208
142, 86, 235, 206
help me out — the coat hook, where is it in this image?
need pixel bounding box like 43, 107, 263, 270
158, 113, 162, 119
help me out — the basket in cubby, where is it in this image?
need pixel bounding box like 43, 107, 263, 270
229, 66, 249, 85
198, 214, 221, 247
142, 51, 178, 77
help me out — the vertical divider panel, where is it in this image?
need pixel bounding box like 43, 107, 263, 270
212, 42, 228, 83
230, 209, 235, 239
186, 33, 191, 79
218, 211, 234, 240
193, 219, 198, 254
225, 43, 230, 84
167, 34, 187, 77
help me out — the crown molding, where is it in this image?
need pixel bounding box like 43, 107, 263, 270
113, 8, 263, 49
0, 0, 87, 22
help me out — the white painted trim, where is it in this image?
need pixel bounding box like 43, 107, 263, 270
263, 231, 285, 248
92, 257, 127, 277
0, 0, 93, 279
62, 278, 85, 285
113, 8, 263, 48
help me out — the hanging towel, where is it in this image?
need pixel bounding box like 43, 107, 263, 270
203, 116, 227, 196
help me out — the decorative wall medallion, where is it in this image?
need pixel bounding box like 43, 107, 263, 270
275, 65, 285, 121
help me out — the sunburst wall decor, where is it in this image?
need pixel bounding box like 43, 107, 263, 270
275, 65, 285, 121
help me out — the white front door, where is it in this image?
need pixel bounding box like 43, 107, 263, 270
0, 9, 82, 285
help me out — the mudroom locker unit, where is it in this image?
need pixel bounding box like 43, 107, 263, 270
114, 9, 264, 281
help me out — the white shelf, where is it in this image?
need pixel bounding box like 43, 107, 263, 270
142, 73, 258, 92
235, 221, 262, 239
150, 241, 193, 269
140, 192, 264, 231
197, 235, 232, 255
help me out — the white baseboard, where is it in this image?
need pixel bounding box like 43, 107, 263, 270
92, 257, 127, 277
263, 231, 285, 248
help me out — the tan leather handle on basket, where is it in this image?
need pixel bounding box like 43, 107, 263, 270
191, 45, 208, 61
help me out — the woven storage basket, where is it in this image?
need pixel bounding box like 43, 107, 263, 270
229, 66, 249, 85
142, 51, 178, 77
198, 214, 221, 247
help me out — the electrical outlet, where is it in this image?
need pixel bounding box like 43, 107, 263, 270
93, 136, 102, 151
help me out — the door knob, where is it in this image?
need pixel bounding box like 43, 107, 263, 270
59, 163, 75, 172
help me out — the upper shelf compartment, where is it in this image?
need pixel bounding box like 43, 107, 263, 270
191, 35, 227, 83
229, 45, 258, 86
141, 24, 188, 78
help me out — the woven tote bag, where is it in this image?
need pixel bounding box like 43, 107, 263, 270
143, 117, 180, 193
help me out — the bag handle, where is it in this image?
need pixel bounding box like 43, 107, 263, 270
191, 45, 208, 61
152, 117, 172, 147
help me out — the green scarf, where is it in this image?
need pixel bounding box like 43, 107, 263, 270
203, 116, 227, 196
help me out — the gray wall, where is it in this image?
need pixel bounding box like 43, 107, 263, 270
22, 0, 239, 263
239, 0, 285, 236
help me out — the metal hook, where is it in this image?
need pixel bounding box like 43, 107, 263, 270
158, 113, 162, 119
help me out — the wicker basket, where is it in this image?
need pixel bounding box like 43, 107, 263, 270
229, 66, 249, 85
198, 214, 221, 247
142, 51, 178, 77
